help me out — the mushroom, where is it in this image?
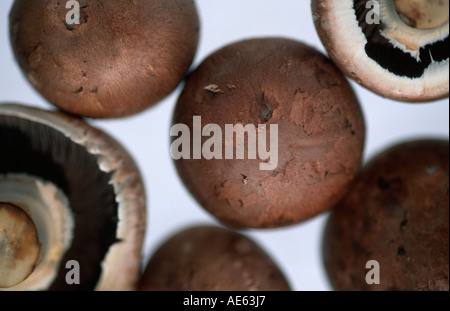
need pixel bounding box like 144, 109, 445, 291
312, 0, 449, 102
0, 103, 146, 291
172, 38, 366, 229
9, 0, 200, 119
323, 139, 449, 291
138, 225, 292, 291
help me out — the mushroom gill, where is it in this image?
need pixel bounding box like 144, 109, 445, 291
0, 103, 146, 291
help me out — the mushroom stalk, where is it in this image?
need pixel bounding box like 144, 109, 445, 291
0, 174, 74, 291
394, 0, 449, 30
0, 202, 40, 288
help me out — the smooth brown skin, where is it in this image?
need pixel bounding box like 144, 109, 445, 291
138, 225, 291, 291
323, 140, 449, 291
173, 38, 366, 229
9, 0, 200, 119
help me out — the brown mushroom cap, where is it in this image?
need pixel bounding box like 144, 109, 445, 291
323, 139, 449, 291
0, 103, 146, 290
138, 225, 291, 291
9, 0, 200, 118
172, 38, 366, 229
312, 0, 449, 102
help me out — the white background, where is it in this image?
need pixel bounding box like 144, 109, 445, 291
0, 0, 448, 291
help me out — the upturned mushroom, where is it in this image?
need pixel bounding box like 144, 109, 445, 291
312, 0, 449, 102
9, 0, 200, 118
0, 103, 146, 290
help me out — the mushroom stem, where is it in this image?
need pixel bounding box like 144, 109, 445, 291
0, 202, 41, 288
0, 174, 74, 291
394, 0, 449, 30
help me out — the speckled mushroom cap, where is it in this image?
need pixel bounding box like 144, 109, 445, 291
172, 37, 366, 229
312, 0, 449, 102
9, 0, 200, 119
323, 139, 449, 291
0, 103, 146, 291
138, 225, 292, 291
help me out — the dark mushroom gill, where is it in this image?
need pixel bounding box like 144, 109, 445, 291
353, 0, 449, 78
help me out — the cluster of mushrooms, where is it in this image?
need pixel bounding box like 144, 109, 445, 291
1, 0, 448, 291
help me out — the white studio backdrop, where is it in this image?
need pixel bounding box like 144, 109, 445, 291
0, 0, 448, 291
